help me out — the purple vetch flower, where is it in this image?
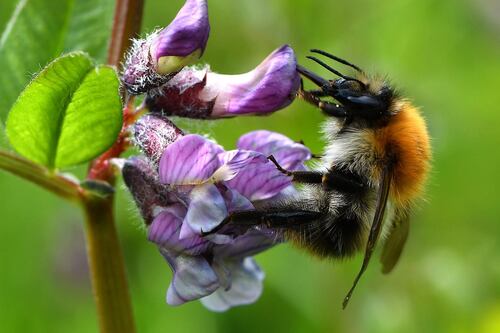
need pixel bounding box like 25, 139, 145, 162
145, 45, 301, 118
122, 0, 209, 95
123, 117, 312, 311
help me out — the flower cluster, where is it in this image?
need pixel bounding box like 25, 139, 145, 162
123, 115, 311, 311
121, 0, 306, 311
121, 0, 300, 118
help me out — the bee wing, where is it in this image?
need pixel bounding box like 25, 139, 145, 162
343, 165, 392, 309
380, 208, 410, 274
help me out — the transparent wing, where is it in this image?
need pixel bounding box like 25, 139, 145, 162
380, 208, 410, 274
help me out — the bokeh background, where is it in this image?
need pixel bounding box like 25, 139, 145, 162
1, 0, 500, 332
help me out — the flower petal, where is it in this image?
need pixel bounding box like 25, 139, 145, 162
237, 130, 311, 170
211, 150, 267, 182
185, 183, 228, 234
213, 229, 280, 260
159, 134, 223, 185
149, 207, 208, 255
227, 162, 291, 201
151, 0, 209, 68
208, 45, 300, 117
146, 45, 300, 118
200, 258, 264, 312
160, 248, 219, 306
223, 188, 254, 212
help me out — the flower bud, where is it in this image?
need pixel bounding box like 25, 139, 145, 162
133, 114, 184, 164
145, 45, 300, 118
122, 0, 209, 95
150, 0, 209, 75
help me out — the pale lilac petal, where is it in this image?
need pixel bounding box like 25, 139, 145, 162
160, 248, 219, 306
212, 150, 267, 182
238, 130, 311, 170
146, 45, 300, 118
185, 183, 228, 234
223, 188, 254, 212
227, 162, 291, 201
213, 229, 280, 260
149, 207, 208, 255
178, 220, 198, 239
151, 0, 209, 60
159, 134, 223, 185
200, 258, 264, 312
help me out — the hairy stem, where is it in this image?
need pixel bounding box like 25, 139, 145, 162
0, 149, 82, 201
82, 197, 136, 333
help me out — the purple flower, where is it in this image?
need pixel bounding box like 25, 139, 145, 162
145, 45, 301, 118
122, 0, 209, 95
150, 0, 209, 73
123, 117, 311, 311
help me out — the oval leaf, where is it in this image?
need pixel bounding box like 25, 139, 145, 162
6, 52, 122, 168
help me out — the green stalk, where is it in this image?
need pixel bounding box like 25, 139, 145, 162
81, 0, 144, 332
82, 196, 136, 333
0, 149, 81, 201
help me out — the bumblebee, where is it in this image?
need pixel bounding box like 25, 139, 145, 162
206, 49, 431, 308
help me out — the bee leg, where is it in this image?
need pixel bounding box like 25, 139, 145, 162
201, 209, 323, 236
318, 101, 348, 118
268, 155, 363, 193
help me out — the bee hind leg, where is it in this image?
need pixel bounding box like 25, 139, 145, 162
201, 209, 322, 236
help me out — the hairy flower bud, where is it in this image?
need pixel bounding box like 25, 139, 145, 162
122, 0, 209, 95
145, 45, 300, 118
133, 114, 184, 164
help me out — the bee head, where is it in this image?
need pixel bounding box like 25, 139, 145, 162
298, 49, 395, 123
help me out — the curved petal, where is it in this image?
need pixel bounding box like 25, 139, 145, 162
159, 134, 223, 185
146, 45, 300, 118
227, 162, 291, 201
185, 183, 228, 234
212, 150, 267, 182
160, 248, 219, 306
206, 45, 300, 117
149, 207, 208, 255
151, 0, 209, 60
223, 188, 254, 212
213, 229, 280, 260
237, 130, 311, 170
200, 258, 264, 312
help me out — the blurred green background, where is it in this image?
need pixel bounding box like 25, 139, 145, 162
1, 0, 500, 332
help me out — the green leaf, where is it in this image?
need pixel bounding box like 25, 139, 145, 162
0, 0, 115, 122
6, 52, 122, 169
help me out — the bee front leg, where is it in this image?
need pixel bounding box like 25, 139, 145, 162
268, 155, 364, 193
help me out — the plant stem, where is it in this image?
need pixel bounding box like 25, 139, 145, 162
82, 196, 136, 333
82, 1, 144, 332
0, 149, 82, 202
107, 0, 145, 66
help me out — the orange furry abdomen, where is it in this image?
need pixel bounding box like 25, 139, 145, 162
373, 101, 431, 205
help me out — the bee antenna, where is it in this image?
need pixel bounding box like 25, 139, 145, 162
310, 49, 363, 73
306, 56, 366, 88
